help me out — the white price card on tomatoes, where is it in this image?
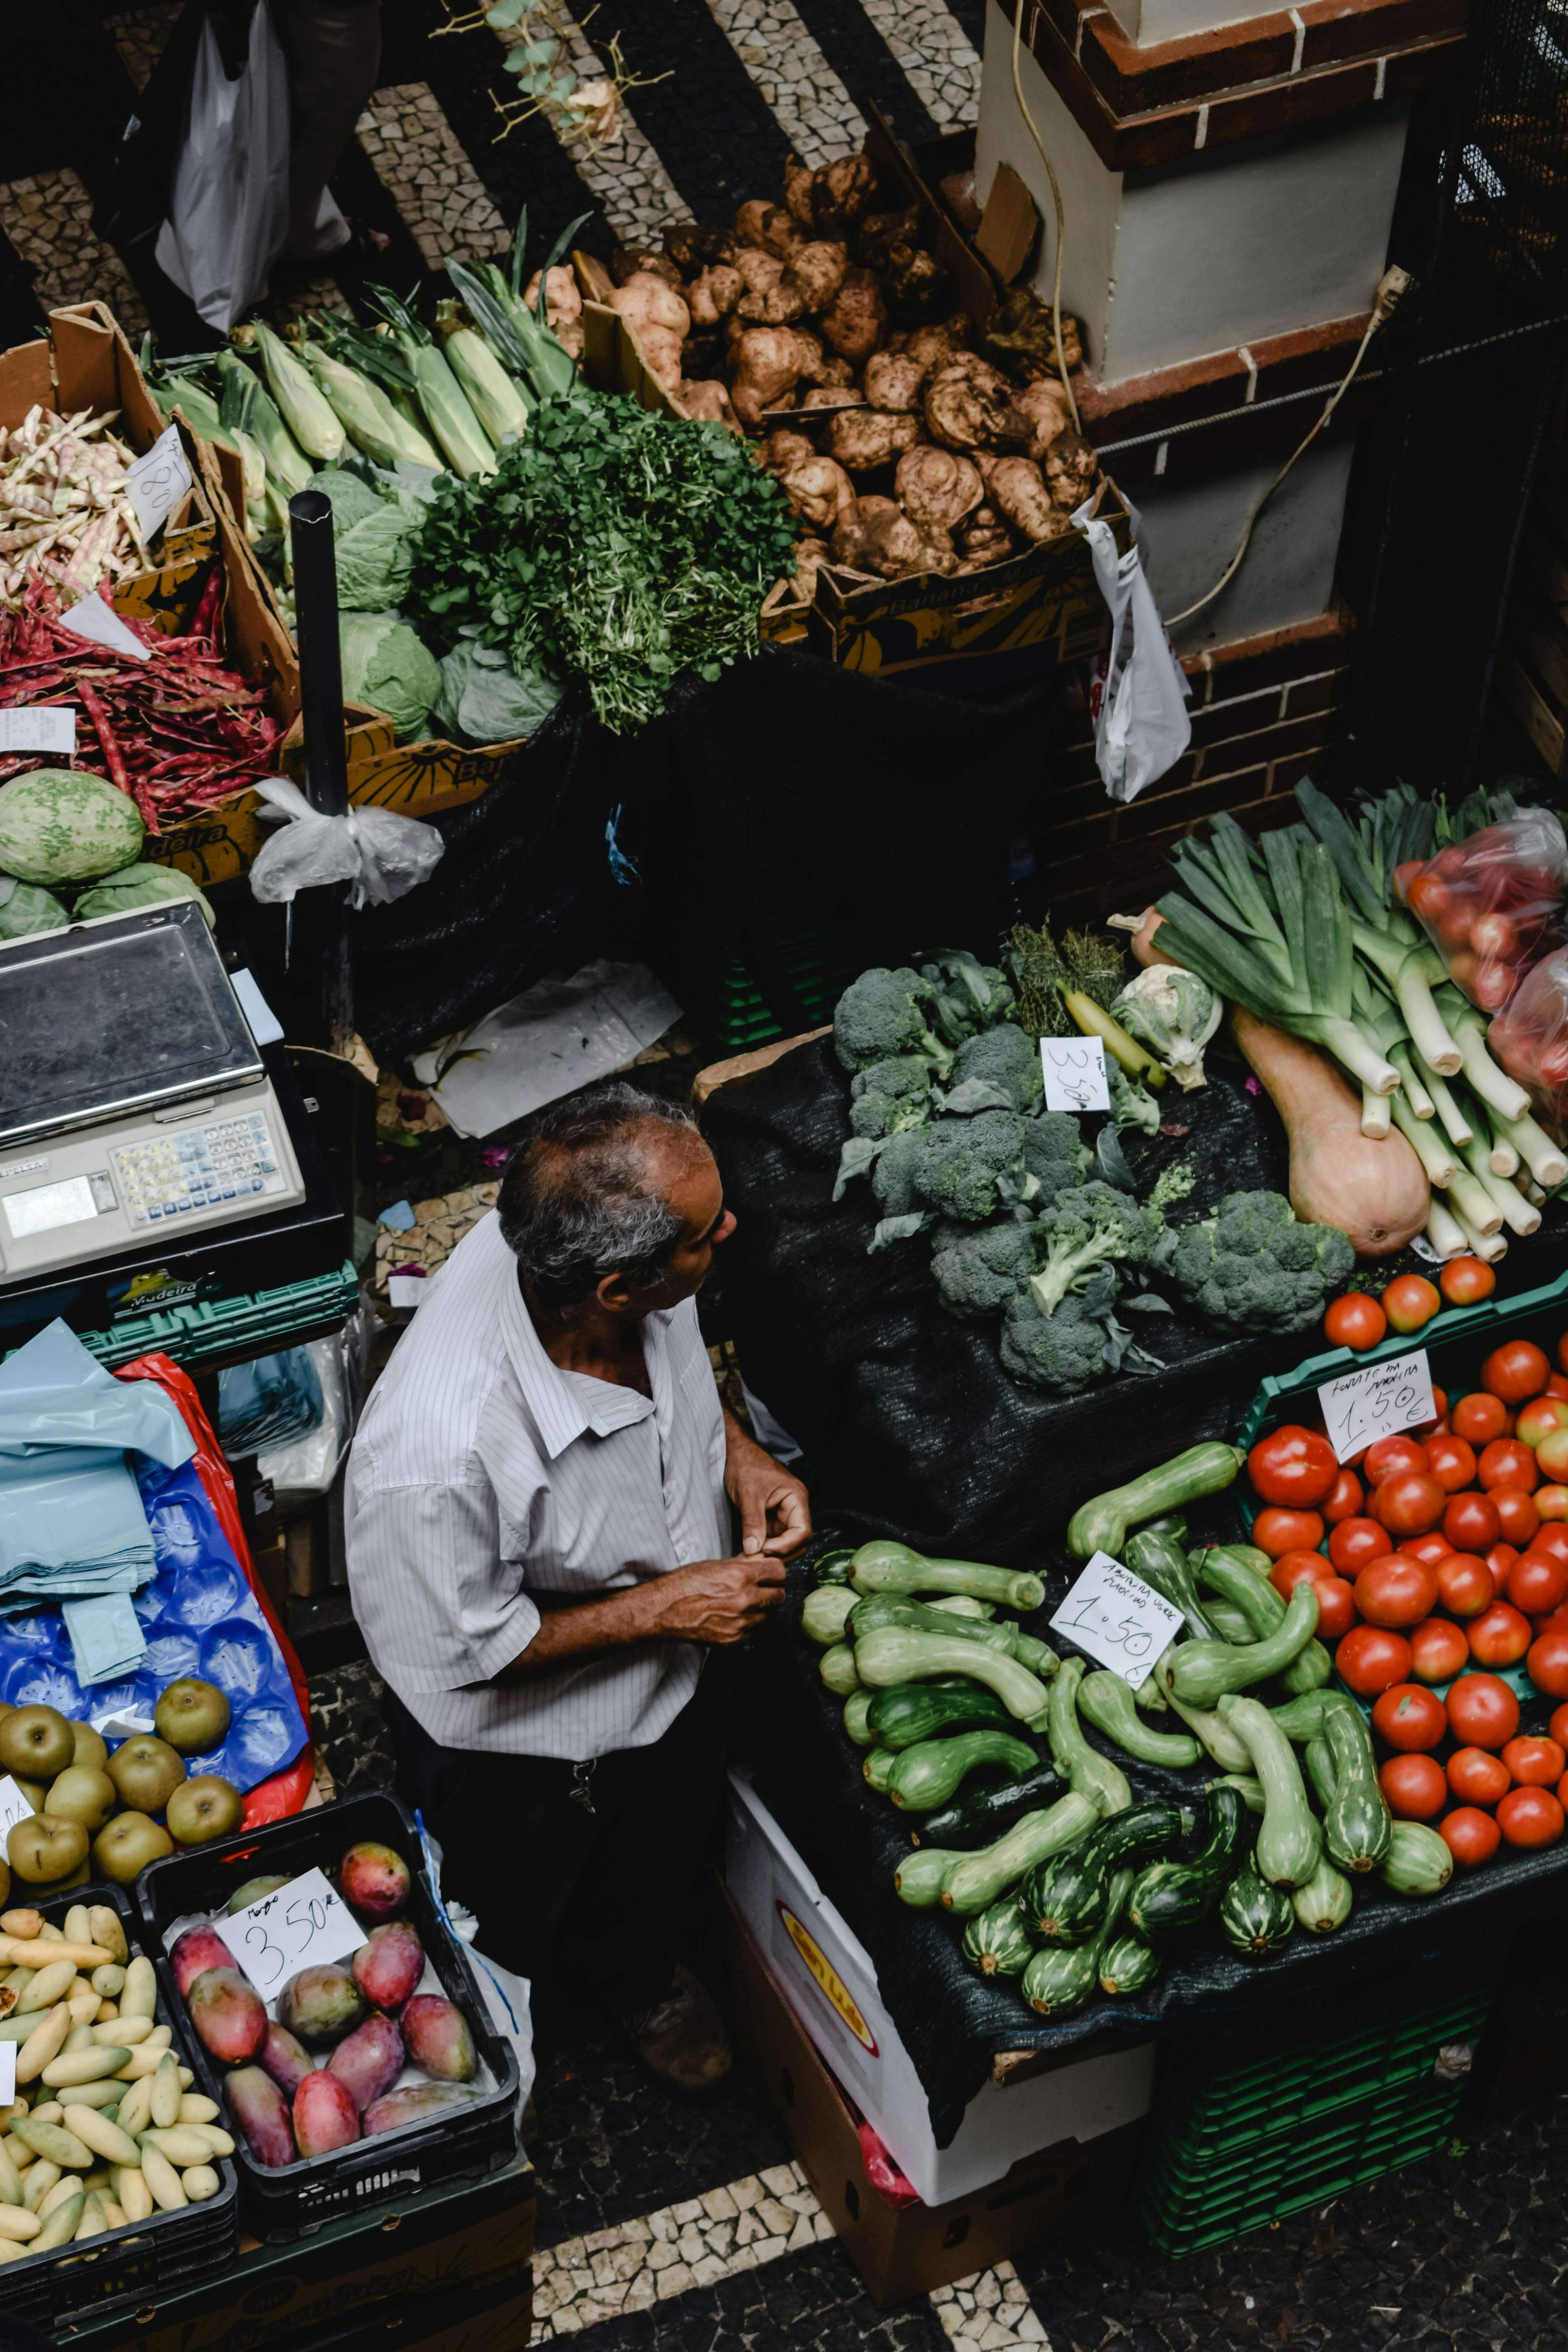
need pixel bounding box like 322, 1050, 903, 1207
227, 1867, 367, 1993
1049, 1551, 1184, 1690
1040, 1035, 1111, 1114
1318, 1347, 1434, 1465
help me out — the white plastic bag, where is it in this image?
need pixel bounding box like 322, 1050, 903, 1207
154, 0, 290, 332
1073, 496, 1191, 804
255, 1306, 373, 1504
247, 779, 445, 909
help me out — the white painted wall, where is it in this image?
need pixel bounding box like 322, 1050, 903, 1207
1133, 436, 1356, 656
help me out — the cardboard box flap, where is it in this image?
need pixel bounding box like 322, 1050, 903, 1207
49, 301, 165, 450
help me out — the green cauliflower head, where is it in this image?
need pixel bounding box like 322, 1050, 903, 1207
1171, 1190, 1355, 1335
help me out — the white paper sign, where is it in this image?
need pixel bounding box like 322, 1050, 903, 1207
0, 2045, 16, 2104
227, 1867, 367, 1994
0, 1780, 33, 1843
59, 593, 150, 662
1041, 1035, 1111, 1114
0, 708, 75, 758
125, 422, 194, 545
388, 1273, 428, 1310
1318, 1347, 1435, 1465
1049, 1551, 1184, 1690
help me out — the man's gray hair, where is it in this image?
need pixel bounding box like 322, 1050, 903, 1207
497, 1081, 703, 1312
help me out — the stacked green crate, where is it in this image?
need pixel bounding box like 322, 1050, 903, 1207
711, 928, 857, 1055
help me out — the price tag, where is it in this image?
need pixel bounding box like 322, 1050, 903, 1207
1049, 1551, 1184, 1690
1318, 1347, 1435, 1465
0, 2046, 15, 2105
226, 1867, 367, 1994
1041, 1036, 1110, 1114
0, 708, 75, 758
125, 422, 194, 545
0, 1780, 32, 1843
59, 593, 150, 662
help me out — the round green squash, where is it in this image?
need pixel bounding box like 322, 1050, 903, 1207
0, 768, 144, 884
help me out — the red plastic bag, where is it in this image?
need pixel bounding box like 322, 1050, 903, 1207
1487, 946, 1568, 1137
1397, 809, 1568, 1013
113, 1351, 316, 1825
857, 2120, 922, 2210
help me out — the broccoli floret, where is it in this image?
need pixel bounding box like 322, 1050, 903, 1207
948, 1024, 1044, 1114
835, 968, 954, 1077
1030, 1183, 1162, 1317
913, 1110, 1029, 1224
871, 1125, 933, 1219
920, 951, 1017, 1047
1147, 1161, 1197, 1218
1021, 1111, 1091, 1206
849, 1056, 934, 1140
1108, 1060, 1160, 1133
1000, 1287, 1120, 1394
930, 1216, 1040, 1320
1171, 1189, 1355, 1336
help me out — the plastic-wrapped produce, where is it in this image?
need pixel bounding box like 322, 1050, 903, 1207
1397, 809, 1568, 1012
1488, 945, 1568, 1131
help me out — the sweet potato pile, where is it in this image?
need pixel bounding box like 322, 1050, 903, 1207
603, 147, 1098, 595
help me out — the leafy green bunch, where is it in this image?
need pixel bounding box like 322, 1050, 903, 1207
406, 395, 798, 733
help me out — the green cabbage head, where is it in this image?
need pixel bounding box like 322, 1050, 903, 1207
339, 613, 442, 741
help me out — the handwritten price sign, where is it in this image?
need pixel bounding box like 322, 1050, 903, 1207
228, 1866, 367, 1993
125, 423, 194, 546
1318, 1347, 1435, 1465
1049, 1552, 1184, 1690
1041, 1036, 1111, 1114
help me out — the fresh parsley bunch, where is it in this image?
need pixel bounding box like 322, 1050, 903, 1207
407, 394, 798, 734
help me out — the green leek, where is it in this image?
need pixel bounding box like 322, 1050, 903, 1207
240, 321, 345, 463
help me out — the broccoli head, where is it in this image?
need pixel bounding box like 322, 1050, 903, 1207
930, 1216, 1040, 1320
913, 1110, 1029, 1224
834, 968, 954, 1077
849, 1056, 934, 1140
920, 951, 1017, 1047
947, 1023, 1044, 1115
1021, 1110, 1090, 1206
1029, 1182, 1162, 1317
871, 1125, 934, 1220
1171, 1190, 1355, 1336
1108, 1060, 1160, 1134
1000, 1286, 1120, 1394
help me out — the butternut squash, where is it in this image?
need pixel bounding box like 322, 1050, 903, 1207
1230, 1007, 1428, 1257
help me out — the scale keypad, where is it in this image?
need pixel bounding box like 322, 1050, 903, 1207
112, 1112, 285, 1229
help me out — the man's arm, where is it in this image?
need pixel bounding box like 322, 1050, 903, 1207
493, 1551, 786, 1683
723, 1409, 812, 1558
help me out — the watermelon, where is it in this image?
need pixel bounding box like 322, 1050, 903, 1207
0, 768, 144, 885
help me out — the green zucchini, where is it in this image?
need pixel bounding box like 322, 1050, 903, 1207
960, 1896, 1034, 1978
1380, 1819, 1452, 1896
1023, 1799, 1191, 1946
1126, 1784, 1249, 1939
1218, 1855, 1295, 1956
863, 1747, 897, 1792
939, 1791, 1100, 1915
1010, 1631, 1059, 1678
887, 1729, 1038, 1811
843, 1690, 878, 1747
1201, 1542, 1274, 1581
820, 1644, 860, 1696
849, 1539, 1045, 1613
1304, 1735, 1336, 1811
1154, 1654, 1253, 1772
1066, 1443, 1246, 1561
1021, 1870, 1131, 2016
927, 1595, 994, 1619
813, 1550, 856, 1584
1047, 1658, 1132, 1818
1125, 1528, 1217, 1640
1321, 1703, 1393, 1875
1078, 1671, 1201, 1768
851, 1595, 1021, 1654
1270, 1690, 1353, 1743
1291, 1855, 1353, 1933
1099, 1930, 1161, 1997
1197, 1555, 1331, 1696
893, 1848, 962, 1907
913, 1762, 1062, 1849
802, 1587, 858, 1645
867, 1684, 1013, 1750
1204, 1602, 1258, 1644
1167, 1579, 1321, 1711
1220, 1697, 1322, 1888
854, 1628, 1052, 1722
1135, 1670, 1170, 1714
1214, 1773, 1265, 1814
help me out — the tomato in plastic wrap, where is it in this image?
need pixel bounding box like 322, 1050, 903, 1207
1401, 809, 1567, 1013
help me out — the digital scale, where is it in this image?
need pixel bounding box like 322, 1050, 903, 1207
0, 904, 308, 1284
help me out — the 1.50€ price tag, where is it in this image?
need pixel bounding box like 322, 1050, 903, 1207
1049, 1551, 1184, 1691
227, 1867, 367, 1994
1318, 1347, 1435, 1466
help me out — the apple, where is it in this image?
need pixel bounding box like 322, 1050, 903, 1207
69, 1722, 108, 1772
0, 1707, 75, 1784
45, 1766, 117, 1832
167, 1776, 243, 1847
107, 1735, 186, 1816
154, 1679, 232, 1756
8, 1813, 89, 1885
92, 1811, 175, 1886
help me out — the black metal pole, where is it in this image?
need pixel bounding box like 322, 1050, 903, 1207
288, 490, 354, 1054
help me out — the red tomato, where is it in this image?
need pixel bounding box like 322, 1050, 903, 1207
1536, 1427, 1568, 1483
1251, 1507, 1326, 1561
1493, 1487, 1541, 1547
1435, 1551, 1494, 1617
1326, 1517, 1392, 1575
1469, 1602, 1533, 1667
1479, 1438, 1538, 1493
1440, 1256, 1497, 1307
1515, 1397, 1568, 1450
1484, 1340, 1553, 1404
1270, 1550, 1335, 1601
1486, 1543, 1521, 1592
1550, 1375, 1568, 1401
1453, 1392, 1509, 1447
1422, 1434, 1477, 1492
1322, 1469, 1363, 1526
1313, 1577, 1357, 1641
1336, 1624, 1414, 1697
1380, 1754, 1448, 1818
1527, 1625, 1568, 1700
1507, 1550, 1568, 1616
1383, 1274, 1441, 1335
1448, 1745, 1511, 1804
1372, 1683, 1448, 1751
1440, 1807, 1502, 1867
1354, 1554, 1439, 1628
1550, 1703, 1568, 1749
1529, 1522, 1568, 1567
1410, 1617, 1470, 1683
1560, 1326, 1568, 1374
1399, 1532, 1453, 1568
1324, 1294, 1387, 1352
1539, 1485, 1568, 1521
1365, 1435, 1430, 1485
1497, 1786, 1565, 1847
1501, 1735, 1566, 1786
1413, 1387, 1450, 1438
1445, 1491, 1503, 1552
1370, 1473, 1448, 1538
1446, 1672, 1521, 1748
1247, 1426, 1339, 1509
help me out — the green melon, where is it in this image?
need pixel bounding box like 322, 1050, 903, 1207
0, 768, 145, 885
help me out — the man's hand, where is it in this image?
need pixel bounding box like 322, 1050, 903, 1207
648, 1553, 788, 1646
724, 1412, 813, 1560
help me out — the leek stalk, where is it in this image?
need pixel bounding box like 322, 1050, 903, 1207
1492, 1105, 1568, 1188
1391, 1092, 1459, 1186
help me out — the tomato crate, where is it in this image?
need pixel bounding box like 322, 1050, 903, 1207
1136, 1977, 1496, 2257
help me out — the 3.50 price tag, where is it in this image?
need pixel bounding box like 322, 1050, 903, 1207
1049, 1551, 1184, 1691
227, 1867, 367, 1993
1318, 1347, 1435, 1465
1041, 1035, 1111, 1114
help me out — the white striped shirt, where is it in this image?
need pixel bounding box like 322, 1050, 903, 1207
344, 1211, 729, 1760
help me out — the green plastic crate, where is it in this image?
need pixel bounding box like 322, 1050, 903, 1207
707, 928, 856, 1055
1136, 1980, 1495, 2257
75, 1259, 359, 1370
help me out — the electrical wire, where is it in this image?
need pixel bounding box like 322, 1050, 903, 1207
1009, 0, 1080, 432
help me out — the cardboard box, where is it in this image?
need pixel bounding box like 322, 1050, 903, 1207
0, 304, 217, 633
725, 1771, 1154, 2207
715, 1878, 1143, 2305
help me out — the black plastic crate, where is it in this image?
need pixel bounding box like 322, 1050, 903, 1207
133, 1789, 520, 2240
0, 1880, 238, 2333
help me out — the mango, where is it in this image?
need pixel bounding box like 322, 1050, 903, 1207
399, 1994, 475, 2084
170, 1925, 236, 2000
351, 1920, 423, 2012
224, 2066, 295, 2168
363, 2082, 477, 2137
186, 1967, 266, 2064
260, 2021, 314, 2097
293, 2069, 359, 2157
327, 2014, 404, 2114
223, 1874, 289, 1916
338, 1842, 410, 1922
278, 1964, 365, 2049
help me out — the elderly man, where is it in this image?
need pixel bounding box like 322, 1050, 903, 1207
345, 1081, 810, 2092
